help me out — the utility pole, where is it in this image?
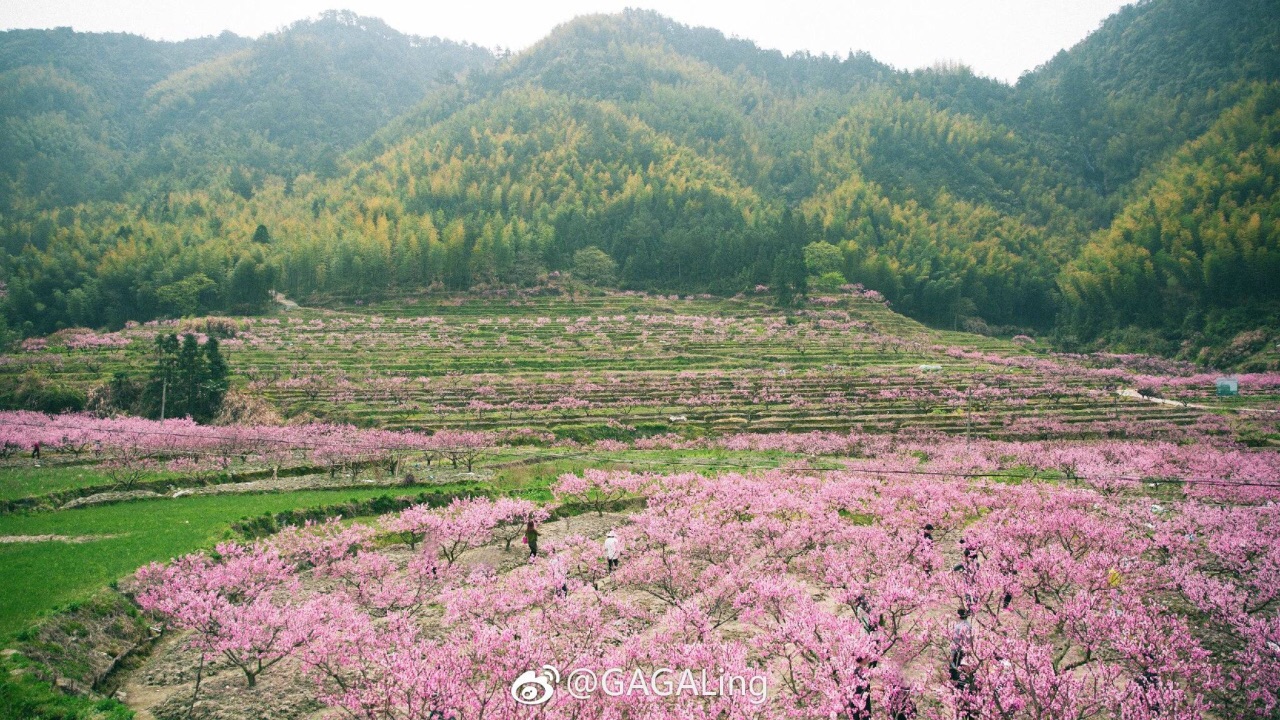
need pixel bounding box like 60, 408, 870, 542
160, 377, 167, 421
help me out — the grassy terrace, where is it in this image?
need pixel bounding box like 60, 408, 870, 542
0, 466, 126, 502
0, 487, 410, 638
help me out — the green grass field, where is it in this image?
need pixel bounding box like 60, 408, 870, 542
0, 466, 118, 502
0, 487, 431, 637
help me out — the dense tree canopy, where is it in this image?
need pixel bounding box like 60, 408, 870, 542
1, 0, 1278, 358
1060, 84, 1280, 353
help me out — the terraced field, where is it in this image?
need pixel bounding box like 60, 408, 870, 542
2, 291, 1279, 720
8, 292, 1276, 441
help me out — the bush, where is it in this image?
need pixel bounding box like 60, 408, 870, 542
1102, 326, 1179, 356
86, 372, 144, 416
0, 656, 133, 720
213, 390, 283, 426
1205, 329, 1272, 368
570, 247, 617, 287
809, 272, 847, 292
0, 373, 86, 413
549, 423, 633, 443
960, 316, 992, 336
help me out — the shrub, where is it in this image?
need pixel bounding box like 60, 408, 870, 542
0, 373, 86, 413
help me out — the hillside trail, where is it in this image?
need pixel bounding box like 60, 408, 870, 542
1117, 388, 1210, 409
1118, 388, 1278, 414
271, 290, 300, 310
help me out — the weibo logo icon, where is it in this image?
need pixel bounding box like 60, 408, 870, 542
511, 665, 560, 705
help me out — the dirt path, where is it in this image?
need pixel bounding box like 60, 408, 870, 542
115, 678, 169, 720
1118, 388, 1279, 414
0, 534, 118, 543
60, 469, 490, 510
1117, 388, 1210, 409
271, 290, 300, 310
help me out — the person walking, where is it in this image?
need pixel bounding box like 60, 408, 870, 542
845, 655, 874, 720
604, 529, 620, 572
550, 548, 568, 597
949, 607, 973, 686
525, 520, 539, 560
950, 606, 978, 720
918, 523, 935, 575
853, 594, 884, 633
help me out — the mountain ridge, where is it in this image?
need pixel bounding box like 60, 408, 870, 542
1, 0, 1277, 363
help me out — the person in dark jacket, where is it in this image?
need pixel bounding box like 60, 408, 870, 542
525, 520, 539, 559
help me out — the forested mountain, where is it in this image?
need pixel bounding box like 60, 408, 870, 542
1061, 85, 1280, 352
1, 0, 1278, 360
0, 28, 249, 208
134, 11, 493, 188
0, 11, 492, 210
1016, 0, 1279, 195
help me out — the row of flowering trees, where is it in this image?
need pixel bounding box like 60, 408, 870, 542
7, 409, 1277, 503
632, 428, 1279, 503
0, 411, 494, 482
133, 466, 1279, 719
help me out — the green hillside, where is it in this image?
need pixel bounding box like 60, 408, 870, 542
135, 11, 493, 187
1016, 0, 1280, 194
0, 28, 249, 208
1061, 84, 1280, 355
1, 0, 1278, 361
0, 11, 491, 210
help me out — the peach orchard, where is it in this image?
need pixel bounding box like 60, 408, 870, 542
130, 458, 1280, 719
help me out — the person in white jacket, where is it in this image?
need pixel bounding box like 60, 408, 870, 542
604, 530, 620, 573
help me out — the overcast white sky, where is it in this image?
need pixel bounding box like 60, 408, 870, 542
0, 0, 1132, 84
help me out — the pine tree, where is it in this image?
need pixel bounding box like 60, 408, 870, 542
146, 334, 180, 420
201, 337, 230, 422
143, 333, 229, 422
174, 333, 207, 420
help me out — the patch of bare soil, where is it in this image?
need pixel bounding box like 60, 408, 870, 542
0, 534, 118, 543
463, 510, 628, 570
112, 633, 186, 720
62, 490, 161, 508
141, 657, 322, 720
62, 469, 489, 510
119, 637, 323, 720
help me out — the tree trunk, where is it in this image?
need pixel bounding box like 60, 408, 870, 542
186, 654, 205, 719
